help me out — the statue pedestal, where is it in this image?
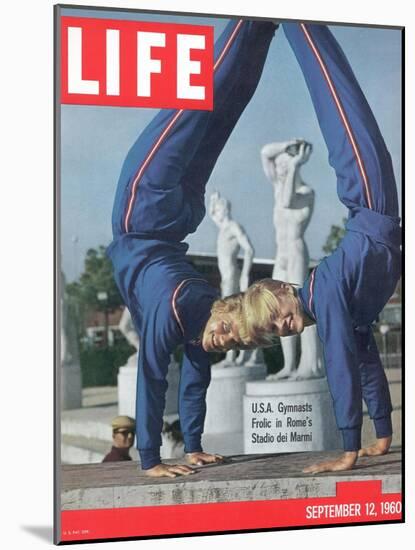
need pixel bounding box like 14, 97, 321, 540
117, 362, 137, 418
243, 377, 341, 453
203, 363, 267, 455
61, 363, 82, 410
118, 357, 180, 418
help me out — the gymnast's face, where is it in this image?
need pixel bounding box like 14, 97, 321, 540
266, 282, 306, 338
202, 280, 311, 352
202, 311, 243, 352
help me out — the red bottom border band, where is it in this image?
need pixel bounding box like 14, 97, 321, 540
60, 480, 402, 542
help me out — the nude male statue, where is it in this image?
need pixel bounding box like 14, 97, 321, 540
209, 191, 255, 365
118, 306, 140, 365
261, 140, 324, 379
61, 271, 80, 366
209, 191, 254, 297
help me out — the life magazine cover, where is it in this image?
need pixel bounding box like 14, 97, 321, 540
55, 3, 403, 544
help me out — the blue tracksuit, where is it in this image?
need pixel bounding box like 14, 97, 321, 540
285, 23, 401, 451
107, 20, 276, 469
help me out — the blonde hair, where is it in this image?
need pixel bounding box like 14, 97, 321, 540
241, 279, 297, 347
243, 279, 280, 346
210, 292, 252, 348
210, 279, 294, 348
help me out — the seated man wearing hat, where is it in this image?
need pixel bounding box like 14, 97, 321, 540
102, 416, 136, 463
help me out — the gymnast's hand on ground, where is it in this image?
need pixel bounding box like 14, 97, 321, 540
302, 451, 358, 474
144, 462, 196, 478
185, 451, 224, 466
358, 435, 392, 457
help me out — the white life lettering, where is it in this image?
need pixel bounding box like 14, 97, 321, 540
177, 34, 206, 100
68, 27, 99, 94
137, 31, 165, 97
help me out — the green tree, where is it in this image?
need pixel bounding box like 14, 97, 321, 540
64, 246, 133, 387
66, 246, 123, 341
322, 217, 347, 255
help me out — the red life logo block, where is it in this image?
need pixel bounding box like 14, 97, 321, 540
60, 17, 214, 110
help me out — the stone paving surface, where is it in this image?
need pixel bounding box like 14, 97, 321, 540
61, 448, 402, 510
62, 449, 401, 489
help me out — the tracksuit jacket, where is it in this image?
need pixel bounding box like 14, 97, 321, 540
107, 20, 401, 467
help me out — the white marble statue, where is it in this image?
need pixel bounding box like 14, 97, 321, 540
261, 139, 324, 379
209, 191, 254, 297
118, 306, 180, 417
118, 306, 140, 365
61, 272, 80, 366
61, 271, 82, 409
209, 191, 263, 366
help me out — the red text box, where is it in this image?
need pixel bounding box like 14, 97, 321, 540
60, 17, 214, 110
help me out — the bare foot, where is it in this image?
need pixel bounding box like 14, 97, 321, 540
185, 451, 224, 466
303, 451, 358, 474
290, 369, 322, 381
144, 463, 196, 478
358, 436, 392, 457
268, 366, 296, 380
295, 359, 324, 380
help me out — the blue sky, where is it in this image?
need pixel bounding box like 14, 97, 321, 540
60, 8, 402, 281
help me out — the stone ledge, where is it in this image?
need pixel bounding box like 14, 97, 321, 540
61, 448, 401, 510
